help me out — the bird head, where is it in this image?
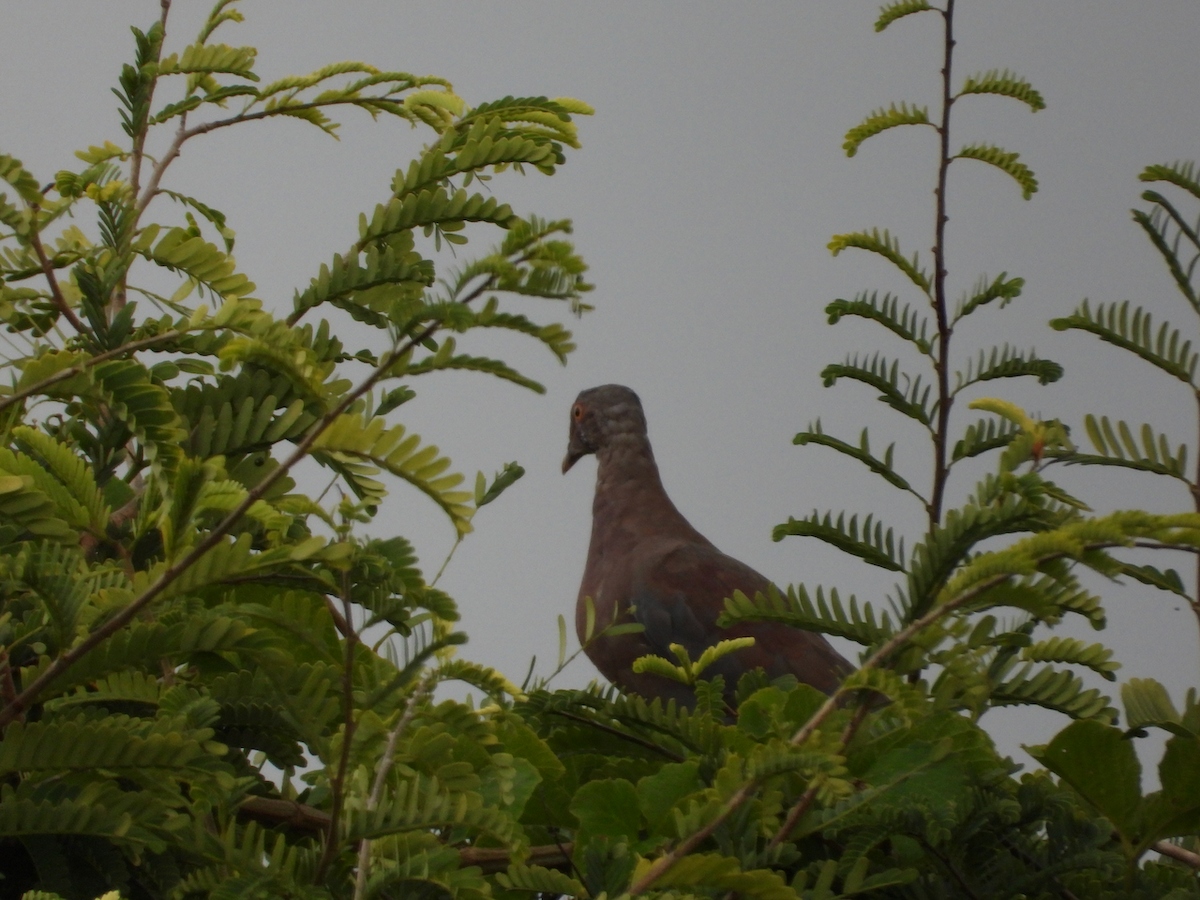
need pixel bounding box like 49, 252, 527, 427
562, 384, 647, 473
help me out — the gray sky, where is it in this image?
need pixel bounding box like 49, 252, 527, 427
4, 2, 1200, 768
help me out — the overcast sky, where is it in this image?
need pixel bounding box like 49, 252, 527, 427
4, 2, 1200, 768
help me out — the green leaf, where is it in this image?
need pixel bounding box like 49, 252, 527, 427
875, 0, 934, 31
637, 761, 703, 837
951, 415, 1021, 462
1133, 196, 1200, 314
1114, 562, 1189, 597
1021, 636, 1119, 681
0, 153, 43, 204
954, 344, 1062, 391
1122, 678, 1194, 738
794, 422, 913, 493
842, 103, 931, 157
829, 228, 930, 292
721, 584, 892, 646
958, 69, 1045, 111
570, 778, 640, 843
499, 865, 588, 898
1067, 414, 1188, 478
774, 510, 905, 571
826, 290, 932, 353
310, 412, 474, 534
1029, 719, 1142, 838
1140, 160, 1200, 202
821, 354, 932, 425
157, 42, 259, 80
954, 272, 1025, 321
955, 144, 1038, 198
1050, 300, 1198, 384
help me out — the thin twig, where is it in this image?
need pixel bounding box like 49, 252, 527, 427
315, 574, 360, 882
928, 0, 956, 526
353, 669, 436, 899
27, 207, 89, 337
767, 700, 871, 850
1153, 839, 1200, 869
0, 330, 185, 415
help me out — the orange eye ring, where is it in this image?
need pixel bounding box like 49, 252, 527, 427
572, 404, 584, 420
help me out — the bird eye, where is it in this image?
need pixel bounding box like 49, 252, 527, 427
572, 404, 583, 421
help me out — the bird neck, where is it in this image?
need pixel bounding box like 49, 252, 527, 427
591, 433, 704, 542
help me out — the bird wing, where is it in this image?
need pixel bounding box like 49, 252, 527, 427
630, 539, 855, 696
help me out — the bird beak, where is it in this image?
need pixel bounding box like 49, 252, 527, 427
562, 431, 589, 473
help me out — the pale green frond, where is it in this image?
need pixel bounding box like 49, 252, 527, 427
875, 0, 934, 31
992, 663, 1116, 721
11, 426, 107, 531
358, 188, 513, 249
136, 226, 256, 301
955, 144, 1038, 199
951, 416, 1021, 462
842, 104, 931, 157
157, 42, 258, 80
499, 864, 589, 898
1021, 637, 1119, 681
1122, 678, 1192, 737
0, 153, 43, 205
310, 413, 473, 533
1133, 196, 1200, 314
828, 228, 930, 292
958, 69, 1045, 112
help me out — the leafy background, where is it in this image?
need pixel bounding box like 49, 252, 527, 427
3, 0, 1198, 771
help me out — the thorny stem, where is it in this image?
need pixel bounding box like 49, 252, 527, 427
316, 573, 360, 883
929, 0, 956, 527
1193, 385, 1200, 646
353, 670, 436, 900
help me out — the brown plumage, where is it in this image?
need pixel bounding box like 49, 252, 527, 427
563, 384, 856, 708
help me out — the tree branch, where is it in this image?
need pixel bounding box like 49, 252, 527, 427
27, 206, 89, 337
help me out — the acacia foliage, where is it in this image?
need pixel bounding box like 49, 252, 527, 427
0, 1, 596, 895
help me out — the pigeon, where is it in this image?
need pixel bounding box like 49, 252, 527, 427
563, 384, 856, 709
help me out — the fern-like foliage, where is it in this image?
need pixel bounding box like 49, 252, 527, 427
875, 0, 934, 32
842, 103, 932, 157
774, 510, 906, 572
825, 291, 932, 353
955, 144, 1039, 199
1050, 299, 1198, 383
828, 228, 930, 292
958, 69, 1046, 112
